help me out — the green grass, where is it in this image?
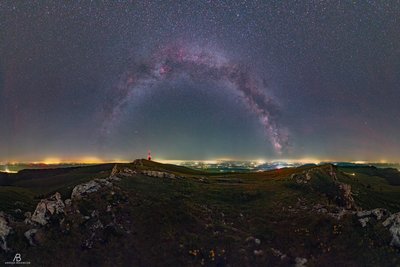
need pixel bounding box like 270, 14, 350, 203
338, 166, 400, 212
1, 162, 400, 266
0, 186, 36, 215
5, 164, 114, 198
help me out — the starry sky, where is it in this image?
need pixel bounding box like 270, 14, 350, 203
1, 1, 400, 162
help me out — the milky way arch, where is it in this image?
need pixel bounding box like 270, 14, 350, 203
101, 42, 288, 154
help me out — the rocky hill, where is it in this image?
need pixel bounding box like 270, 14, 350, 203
0, 160, 399, 266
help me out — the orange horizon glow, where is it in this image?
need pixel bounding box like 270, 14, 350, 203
0, 157, 399, 165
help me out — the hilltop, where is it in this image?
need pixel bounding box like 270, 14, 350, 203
0, 159, 400, 266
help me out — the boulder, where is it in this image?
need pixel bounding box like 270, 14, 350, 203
253, 249, 263, 256
31, 192, 65, 225
382, 212, 400, 248
370, 208, 388, 220
0, 212, 11, 251
31, 203, 48, 225
71, 180, 101, 200
357, 208, 389, 227
357, 208, 388, 220
295, 257, 308, 267
359, 217, 370, 228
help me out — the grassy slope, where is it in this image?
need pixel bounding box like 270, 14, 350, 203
338, 166, 400, 212
0, 164, 115, 215
0, 161, 400, 266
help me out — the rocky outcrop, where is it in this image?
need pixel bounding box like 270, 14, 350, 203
110, 164, 119, 177
382, 212, 400, 248
71, 180, 101, 200
0, 212, 11, 251
291, 172, 312, 184
357, 208, 389, 227
337, 183, 356, 210
142, 170, 176, 179
355, 208, 400, 248
70, 167, 127, 200
95, 178, 113, 187
292, 165, 336, 184
108, 164, 122, 181
291, 166, 357, 210
119, 168, 136, 177
31, 192, 65, 225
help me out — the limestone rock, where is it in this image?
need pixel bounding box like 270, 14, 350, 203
357, 208, 388, 220
108, 176, 121, 182
370, 208, 388, 220
338, 183, 355, 209
31, 203, 48, 225
119, 168, 136, 177
71, 180, 101, 200
295, 257, 308, 267
0, 212, 11, 251
108, 165, 122, 181
382, 212, 400, 248
253, 249, 263, 256
359, 217, 370, 227
95, 178, 112, 187
292, 169, 314, 184
142, 170, 176, 179
356, 208, 389, 227
31, 192, 65, 225
110, 164, 119, 177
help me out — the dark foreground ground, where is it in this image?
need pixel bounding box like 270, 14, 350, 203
0, 160, 400, 266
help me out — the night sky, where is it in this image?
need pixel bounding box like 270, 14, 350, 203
1, 1, 400, 162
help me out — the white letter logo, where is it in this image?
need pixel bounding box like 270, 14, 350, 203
13, 254, 22, 262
